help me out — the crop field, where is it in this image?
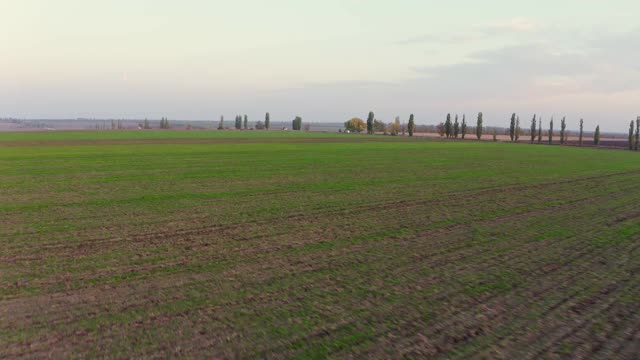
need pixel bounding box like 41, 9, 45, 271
1, 131, 639, 358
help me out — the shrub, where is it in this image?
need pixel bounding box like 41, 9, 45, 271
389, 117, 401, 136
344, 118, 366, 133
373, 119, 386, 133
292, 116, 303, 130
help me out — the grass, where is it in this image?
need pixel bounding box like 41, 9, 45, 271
0, 129, 342, 141
1, 130, 639, 358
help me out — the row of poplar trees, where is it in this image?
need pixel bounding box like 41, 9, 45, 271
217, 113, 272, 130
363, 111, 484, 139
508, 114, 603, 147
368, 110, 613, 148
159, 117, 170, 129
443, 113, 484, 139
234, 115, 248, 130
216, 113, 303, 131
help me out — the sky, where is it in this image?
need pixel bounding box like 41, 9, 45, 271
1, 0, 639, 131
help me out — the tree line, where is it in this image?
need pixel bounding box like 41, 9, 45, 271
217, 113, 305, 131
132, 113, 309, 131
344, 111, 638, 149
441, 112, 616, 148
504, 113, 608, 147
346, 111, 484, 140
130, 111, 637, 150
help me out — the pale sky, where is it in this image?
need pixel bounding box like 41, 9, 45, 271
1, 0, 639, 130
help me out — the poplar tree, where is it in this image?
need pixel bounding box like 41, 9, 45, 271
594, 125, 600, 146
530, 114, 537, 143
538, 118, 542, 143
510, 113, 516, 142
461, 114, 467, 139
408, 114, 415, 137
367, 111, 375, 135
476, 112, 483, 140
218, 115, 224, 130
579, 119, 584, 147
560, 117, 566, 144
453, 114, 460, 139
243, 115, 248, 129
445, 114, 452, 138
635, 117, 640, 151
265, 112, 270, 130
629, 120, 635, 150
548, 118, 554, 144
515, 116, 521, 142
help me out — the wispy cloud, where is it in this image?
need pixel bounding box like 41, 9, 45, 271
393, 17, 540, 46
270, 28, 640, 130
481, 17, 540, 34
391, 33, 483, 46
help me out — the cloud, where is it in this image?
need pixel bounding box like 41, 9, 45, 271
265, 28, 640, 130
393, 18, 540, 45
482, 17, 540, 34
391, 33, 483, 46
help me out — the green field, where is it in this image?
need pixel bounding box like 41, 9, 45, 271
1, 131, 639, 358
